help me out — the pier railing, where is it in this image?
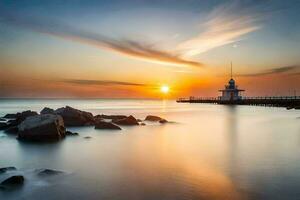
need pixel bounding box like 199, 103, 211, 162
177, 96, 300, 101
242, 96, 300, 100
176, 96, 300, 107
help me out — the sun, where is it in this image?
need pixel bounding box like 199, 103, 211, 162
160, 85, 170, 94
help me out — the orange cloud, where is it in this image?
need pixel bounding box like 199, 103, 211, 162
0, 12, 203, 68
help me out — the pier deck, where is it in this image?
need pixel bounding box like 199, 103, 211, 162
176, 96, 300, 107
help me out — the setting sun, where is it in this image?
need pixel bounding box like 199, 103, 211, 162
161, 85, 170, 94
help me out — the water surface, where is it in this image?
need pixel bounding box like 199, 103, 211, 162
0, 99, 300, 200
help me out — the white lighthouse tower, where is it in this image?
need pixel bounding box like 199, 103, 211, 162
219, 63, 244, 101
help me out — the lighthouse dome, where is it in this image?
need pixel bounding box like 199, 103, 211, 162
228, 78, 235, 89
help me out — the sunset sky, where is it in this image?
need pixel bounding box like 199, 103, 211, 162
0, 0, 300, 98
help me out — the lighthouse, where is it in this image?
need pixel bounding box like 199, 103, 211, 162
219, 63, 244, 101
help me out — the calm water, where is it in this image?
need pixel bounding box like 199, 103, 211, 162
0, 99, 300, 200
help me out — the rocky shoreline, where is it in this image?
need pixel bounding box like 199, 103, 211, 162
0, 106, 169, 191
0, 106, 168, 142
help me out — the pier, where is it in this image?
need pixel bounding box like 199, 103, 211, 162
176, 96, 300, 107
177, 63, 300, 107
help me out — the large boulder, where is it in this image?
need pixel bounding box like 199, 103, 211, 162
17, 114, 66, 142
55, 106, 94, 126
40, 107, 55, 114
113, 115, 139, 126
95, 121, 121, 130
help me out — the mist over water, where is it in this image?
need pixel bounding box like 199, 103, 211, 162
0, 99, 300, 200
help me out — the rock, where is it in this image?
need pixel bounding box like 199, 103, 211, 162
140, 123, 146, 126
37, 169, 63, 176
0, 118, 6, 121
159, 119, 168, 124
295, 106, 300, 110
55, 106, 94, 126
95, 114, 127, 120
137, 119, 142, 122
95, 121, 121, 130
3, 111, 38, 126
0, 175, 24, 187
40, 107, 55, 114
94, 115, 104, 122
3, 113, 17, 118
66, 131, 79, 136
17, 114, 66, 142
113, 115, 139, 126
4, 126, 19, 134
145, 115, 165, 121
0, 167, 16, 174
16, 110, 38, 122
0, 122, 8, 130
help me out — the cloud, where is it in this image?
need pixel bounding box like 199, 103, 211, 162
237, 65, 300, 77
57, 79, 148, 87
176, 1, 263, 57
0, 12, 203, 68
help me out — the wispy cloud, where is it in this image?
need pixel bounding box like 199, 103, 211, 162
0, 12, 203, 68
57, 79, 148, 87
177, 1, 263, 57
237, 65, 300, 77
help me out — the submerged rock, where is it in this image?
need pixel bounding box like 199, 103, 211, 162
84, 136, 92, 139
55, 106, 94, 126
0, 122, 8, 130
113, 115, 139, 126
140, 123, 146, 126
94, 114, 127, 120
159, 119, 168, 124
95, 121, 121, 130
0, 167, 16, 174
4, 126, 19, 134
18, 114, 66, 142
40, 107, 55, 115
0, 175, 24, 188
65, 130, 79, 136
145, 115, 165, 122
94, 115, 104, 122
37, 169, 64, 176
3, 113, 17, 118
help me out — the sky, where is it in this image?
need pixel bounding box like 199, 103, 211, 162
0, 0, 300, 98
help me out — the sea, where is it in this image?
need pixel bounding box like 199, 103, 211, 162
0, 99, 300, 200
